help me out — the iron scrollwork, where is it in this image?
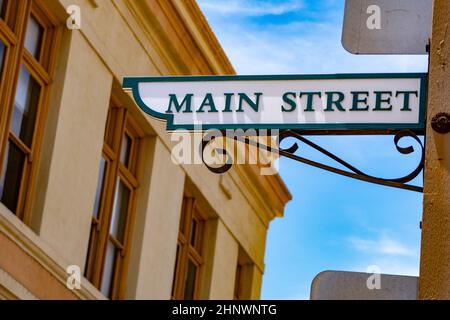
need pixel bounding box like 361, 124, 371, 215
201, 129, 424, 193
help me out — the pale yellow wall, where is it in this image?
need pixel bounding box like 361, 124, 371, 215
204, 219, 239, 300
33, 30, 112, 268
126, 138, 185, 299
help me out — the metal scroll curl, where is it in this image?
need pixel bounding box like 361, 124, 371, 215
200, 130, 234, 174
201, 129, 424, 193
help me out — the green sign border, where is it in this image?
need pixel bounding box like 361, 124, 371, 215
122, 73, 427, 133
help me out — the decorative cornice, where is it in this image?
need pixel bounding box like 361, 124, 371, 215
171, 0, 235, 75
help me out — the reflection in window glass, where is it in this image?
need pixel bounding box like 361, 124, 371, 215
0, 0, 5, 19
25, 16, 43, 59
120, 134, 131, 167
171, 244, 180, 297
100, 241, 117, 298
0, 41, 5, 74
0, 142, 26, 213
183, 259, 197, 300
12, 66, 41, 146
109, 179, 130, 243
190, 219, 197, 247
92, 158, 107, 219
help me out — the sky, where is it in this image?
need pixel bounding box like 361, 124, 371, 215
197, 0, 428, 300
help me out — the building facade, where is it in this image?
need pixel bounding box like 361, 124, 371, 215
0, 0, 291, 300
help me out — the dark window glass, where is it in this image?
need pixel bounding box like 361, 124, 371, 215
84, 225, 98, 278
190, 219, 197, 247
100, 241, 117, 298
24, 16, 43, 59
120, 134, 131, 167
0, 0, 5, 19
234, 264, 242, 299
183, 259, 197, 300
93, 158, 107, 219
0, 142, 26, 213
104, 108, 119, 150
109, 179, 130, 243
179, 198, 187, 235
171, 244, 180, 297
12, 66, 41, 146
0, 41, 5, 74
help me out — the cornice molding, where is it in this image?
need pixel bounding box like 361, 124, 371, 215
124, 0, 234, 76
171, 0, 235, 75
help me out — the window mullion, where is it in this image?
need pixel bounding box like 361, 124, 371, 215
14, 152, 30, 221
8, 132, 31, 154
176, 243, 189, 299
22, 50, 50, 85
96, 107, 126, 292
95, 155, 120, 288
0, 19, 18, 45
0, 3, 27, 180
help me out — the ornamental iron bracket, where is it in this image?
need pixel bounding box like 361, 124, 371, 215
200, 130, 424, 193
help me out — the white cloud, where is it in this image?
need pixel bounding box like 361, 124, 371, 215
345, 233, 420, 277
347, 257, 419, 277
348, 235, 417, 257
198, 3, 428, 75
216, 21, 427, 74
198, 0, 303, 17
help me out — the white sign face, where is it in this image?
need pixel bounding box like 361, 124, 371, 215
342, 0, 433, 54
123, 74, 426, 133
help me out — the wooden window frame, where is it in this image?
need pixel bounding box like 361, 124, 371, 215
84, 96, 144, 300
0, 0, 61, 224
234, 248, 253, 300
234, 263, 243, 300
172, 194, 206, 300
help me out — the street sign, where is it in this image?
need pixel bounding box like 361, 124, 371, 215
342, 0, 433, 55
123, 73, 427, 133
310, 270, 418, 300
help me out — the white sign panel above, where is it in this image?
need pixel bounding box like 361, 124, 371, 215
342, 0, 433, 54
123, 74, 427, 133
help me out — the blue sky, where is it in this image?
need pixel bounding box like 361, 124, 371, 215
197, 0, 428, 300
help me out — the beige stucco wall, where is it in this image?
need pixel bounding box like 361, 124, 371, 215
126, 137, 185, 299
205, 219, 239, 300
419, 0, 450, 299
33, 29, 112, 269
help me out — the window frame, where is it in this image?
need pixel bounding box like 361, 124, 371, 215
172, 194, 206, 300
84, 96, 143, 300
0, 0, 61, 223
234, 248, 253, 300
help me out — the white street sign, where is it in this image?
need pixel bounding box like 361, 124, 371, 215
342, 0, 433, 54
123, 74, 426, 133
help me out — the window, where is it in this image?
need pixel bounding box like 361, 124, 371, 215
84, 98, 143, 299
234, 248, 253, 300
234, 263, 243, 300
172, 195, 206, 300
0, 0, 60, 223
